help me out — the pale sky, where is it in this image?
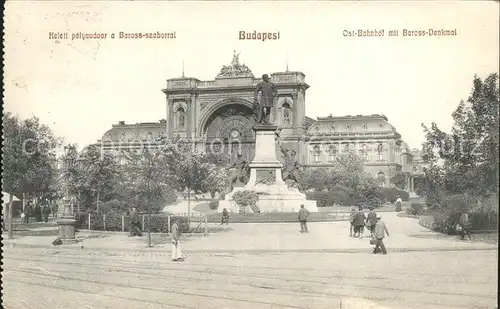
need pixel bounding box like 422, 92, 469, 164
4, 1, 499, 151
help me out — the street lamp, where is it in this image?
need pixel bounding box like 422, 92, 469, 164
57, 144, 77, 244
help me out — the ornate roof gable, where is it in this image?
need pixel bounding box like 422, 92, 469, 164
216, 51, 254, 78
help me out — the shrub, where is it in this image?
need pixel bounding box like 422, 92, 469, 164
209, 199, 219, 210
305, 190, 361, 207
398, 190, 410, 201
381, 188, 409, 203
233, 190, 259, 213
410, 203, 425, 215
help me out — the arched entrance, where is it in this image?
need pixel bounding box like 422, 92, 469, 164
203, 103, 255, 162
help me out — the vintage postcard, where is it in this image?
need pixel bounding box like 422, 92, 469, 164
2, 1, 499, 309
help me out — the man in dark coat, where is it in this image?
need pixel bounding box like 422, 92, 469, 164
353, 209, 366, 238
458, 211, 472, 240
221, 208, 229, 225
43, 204, 51, 223
366, 208, 378, 237
129, 207, 143, 237
24, 200, 33, 224
298, 205, 310, 233
34, 202, 42, 222
51, 201, 59, 219
253, 74, 277, 124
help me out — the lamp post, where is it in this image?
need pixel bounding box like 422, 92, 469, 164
57, 145, 77, 244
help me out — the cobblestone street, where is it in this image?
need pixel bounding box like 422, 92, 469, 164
3, 246, 497, 309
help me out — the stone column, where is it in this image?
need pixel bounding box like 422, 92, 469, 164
186, 98, 192, 140
167, 99, 174, 138
190, 95, 197, 139
297, 89, 306, 128
291, 93, 298, 128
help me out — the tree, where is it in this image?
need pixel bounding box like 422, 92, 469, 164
420, 73, 499, 209
120, 148, 173, 247
77, 145, 119, 213
2, 113, 61, 238
390, 172, 407, 189
301, 150, 383, 207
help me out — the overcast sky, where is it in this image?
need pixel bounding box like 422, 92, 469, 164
4, 1, 499, 151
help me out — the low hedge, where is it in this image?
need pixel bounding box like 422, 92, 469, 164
208, 199, 219, 210
421, 211, 498, 234
306, 191, 359, 207
75, 212, 190, 233
381, 188, 409, 203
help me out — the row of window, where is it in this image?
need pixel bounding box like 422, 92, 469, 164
310, 151, 385, 163
109, 131, 165, 141
311, 143, 385, 153
313, 123, 384, 133
173, 104, 294, 130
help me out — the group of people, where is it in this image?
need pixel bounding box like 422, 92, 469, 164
22, 199, 59, 224
350, 207, 390, 254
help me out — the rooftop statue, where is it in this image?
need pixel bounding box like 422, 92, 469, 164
217, 51, 254, 78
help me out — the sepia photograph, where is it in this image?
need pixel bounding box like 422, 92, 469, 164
2, 1, 499, 309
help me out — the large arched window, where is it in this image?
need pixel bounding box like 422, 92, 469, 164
176, 106, 186, 130
312, 145, 321, 163
377, 172, 386, 187
282, 102, 292, 127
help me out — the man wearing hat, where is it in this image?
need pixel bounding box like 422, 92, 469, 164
373, 215, 389, 254
171, 219, 184, 262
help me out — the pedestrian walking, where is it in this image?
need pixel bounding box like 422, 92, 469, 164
51, 201, 59, 219
298, 204, 310, 233
353, 208, 366, 238
366, 208, 378, 237
395, 195, 402, 212
24, 200, 33, 224
43, 204, 51, 223
128, 207, 143, 237
221, 208, 229, 225
34, 202, 42, 222
373, 215, 389, 254
458, 211, 472, 240
349, 208, 356, 237
171, 219, 183, 262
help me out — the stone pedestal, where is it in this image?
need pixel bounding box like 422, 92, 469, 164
57, 202, 77, 244
219, 125, 318, 213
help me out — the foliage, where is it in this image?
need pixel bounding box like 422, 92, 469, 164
409, 203, 425, 216
2, 113, 62, 199
420, 73, 499, 202
381, 187, 409, 203
428, 195, 498, 234
209, 199, 220, 210
302, 151, 385, 207
233, 190, 259, 212
117, 149, 173, 214
390, 172, 407, 189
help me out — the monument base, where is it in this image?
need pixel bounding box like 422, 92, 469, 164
57, 216, 77, 244
219, 124, 318, 214
219, 183, 318, 213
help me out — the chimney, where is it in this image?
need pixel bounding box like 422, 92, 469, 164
118, 121, 125, 125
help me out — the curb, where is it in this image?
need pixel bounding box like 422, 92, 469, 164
3, 242, 496, 254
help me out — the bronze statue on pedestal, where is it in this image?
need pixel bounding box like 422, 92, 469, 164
254, 74, 278, 124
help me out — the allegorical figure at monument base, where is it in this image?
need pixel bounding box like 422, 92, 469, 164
254, 74, 278, 124
226, 153, 249, 191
